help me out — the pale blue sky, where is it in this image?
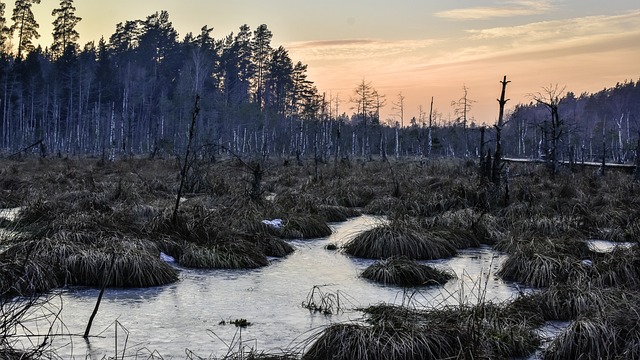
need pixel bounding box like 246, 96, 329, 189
13, 0, 640, 123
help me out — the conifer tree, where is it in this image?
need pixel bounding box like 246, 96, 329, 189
51, 0, 81, 58
10, 0, 41, 58
252, 24, 272, 108
0, 2, 10, 53
266, 46, 293, 114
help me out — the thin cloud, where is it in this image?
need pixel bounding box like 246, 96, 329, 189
289, 39, 376, 47
410, 25, 640, 76
436, 0, 553, 20
467, 10, 640, 41
287, 39, 439, 61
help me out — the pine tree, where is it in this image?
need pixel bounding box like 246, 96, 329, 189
252, 24, 272, 109
51, 0, 81, 59
221, 25, 254, 106
290, 61, 314, 115
138, 11, 177, 66
265, 46, 293, 114
0, 2, 10, 53
10, 0, 41, 58
109, 20, 142, 54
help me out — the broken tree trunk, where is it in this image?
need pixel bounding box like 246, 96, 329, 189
492, 76, 510, 186
173, 95, 200, 224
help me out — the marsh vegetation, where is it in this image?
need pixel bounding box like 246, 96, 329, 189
1, 155, 639, 358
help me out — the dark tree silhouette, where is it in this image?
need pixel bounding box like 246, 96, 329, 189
10, 0, 41, 58
51, 0, 81, 59
0, 2, 10, 51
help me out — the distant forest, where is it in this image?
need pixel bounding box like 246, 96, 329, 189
1, 0, 639, 163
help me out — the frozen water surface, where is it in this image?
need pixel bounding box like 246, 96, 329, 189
585, 239, 636, 253
41, 215, 521, 358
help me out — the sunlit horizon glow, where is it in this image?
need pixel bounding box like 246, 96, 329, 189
9, 0, 640, 124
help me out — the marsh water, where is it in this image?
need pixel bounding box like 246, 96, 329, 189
22, 215, 520, 358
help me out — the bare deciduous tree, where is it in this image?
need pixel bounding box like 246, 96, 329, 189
350, 79, 379, 157
451, 85, 476, 156
531, 84, 566, 176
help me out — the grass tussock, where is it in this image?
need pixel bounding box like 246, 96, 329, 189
316, 205, 360, 222
543, 319, 617, 360
343, 222, 456, 260
333, 185, 376, 208
0, 235, 179, 292
64, 238, 179, 287
280, 215, 332, 239
301, 322, 455, 360
178, 241, 269, 269
361, 256, 454, 287
497, 249, 588, 288
302, 302, 540, 360
511, 284, 615, 321
0, 257, 60, 296
592, 246, 640, 288
362, 197, 402, 216
254, 236, 295, 258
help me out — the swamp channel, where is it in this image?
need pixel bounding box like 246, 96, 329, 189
47, 215, 518, 358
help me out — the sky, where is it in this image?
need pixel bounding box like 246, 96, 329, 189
11, 0, 640, 125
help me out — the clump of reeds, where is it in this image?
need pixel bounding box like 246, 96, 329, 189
511, 215, 582, 238
0, 236, 81, 295
302, 285, 344, 315
424, 208, 477, 229
64, 237, 179, 287
301, 302, 541, 360
0, 234, 180, 292
315, 205, 360, 222
424, 227, 479, 250
301, 322, 455, 360
512, 284, 615, 321
343, 221, 456, 260
361, 256, 454, 287
532, 288, 640, 359
178, 241, 269, 269
254, 236, 295, 257
0, 257, 60, 296
148, 205, 212, 242
497, 249, 588, 287
362, 197, 402, 216
336, 187, 376, 208
418, 209, 500, 247
495, 234, 591, 258
53, 189, 112, 213
543, 319, 617, 359
592, 246, 640, 288
280, 215, 332, 239
240, 221, 282, 238
12, 200, 55, 231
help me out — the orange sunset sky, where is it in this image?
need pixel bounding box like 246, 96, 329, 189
12, 0, 640, 124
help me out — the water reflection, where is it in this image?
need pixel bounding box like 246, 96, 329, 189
51, 215, 520, 358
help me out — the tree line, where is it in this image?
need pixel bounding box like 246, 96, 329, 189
0, 0, 637, 165
502, 80, 640, 165
0, 1, 330, 159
